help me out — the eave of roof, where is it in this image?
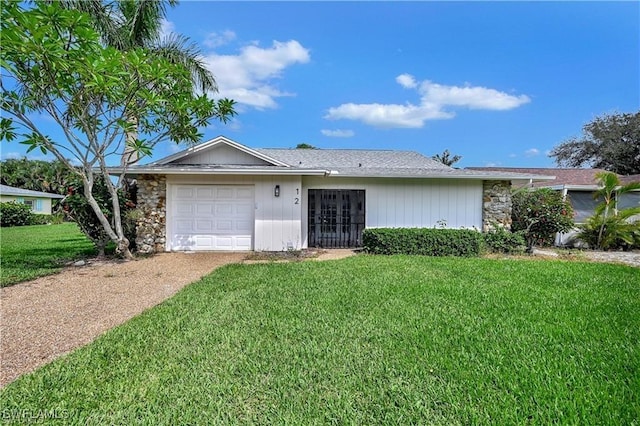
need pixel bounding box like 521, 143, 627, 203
326, 168, 555, 181
0, 184, 64, 198
108, 165, 329, 176
109, 165, 555, 182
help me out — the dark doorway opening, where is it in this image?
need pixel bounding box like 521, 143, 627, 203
308, 189, 365, 248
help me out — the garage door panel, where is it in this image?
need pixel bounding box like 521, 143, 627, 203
235, 220, 252, 232
176, 187, 195, 199
171, 184, 254, 251
235, 236, 252, 250
235, 202, 252, 211
176, 204, 194, 215
195, 220, 214, 232
216, 188, 234, 199
175, 219, 195, 233
196, 187, 215, 198
195, 204, 214, 215
216, 220, 233, 232
236, 188, 253, 199
215, 203, 234, 215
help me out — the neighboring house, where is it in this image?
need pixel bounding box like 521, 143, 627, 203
467, 167, 640, 245
0, 184, 64, 215
115, 136, 553, 253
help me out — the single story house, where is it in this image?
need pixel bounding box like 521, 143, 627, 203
115, 136, 553, 253
0, 184, 64, 215
467, 167, 640, 245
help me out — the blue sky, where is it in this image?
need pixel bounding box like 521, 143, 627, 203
2, 1, 639, 168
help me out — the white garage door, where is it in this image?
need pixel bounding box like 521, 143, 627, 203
170, 185, 254, 251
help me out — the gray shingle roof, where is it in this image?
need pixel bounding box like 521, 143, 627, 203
0, 184, 64, 198
116, 137, 555, 182
255, 148, 452, 170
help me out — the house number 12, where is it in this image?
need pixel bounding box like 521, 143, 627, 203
294, 188, 300, 204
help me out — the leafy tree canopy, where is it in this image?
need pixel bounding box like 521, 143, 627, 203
0, 1, 236, 258
549, 111, 640, 175
295, 143, 317, 149
0, 158, 71, 195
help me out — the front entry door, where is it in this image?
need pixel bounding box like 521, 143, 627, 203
308, 189, 365, 248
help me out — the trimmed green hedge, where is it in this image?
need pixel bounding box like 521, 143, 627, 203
363, 227, 483, 257
0, 201, 32, 227
483, 227, 526, 254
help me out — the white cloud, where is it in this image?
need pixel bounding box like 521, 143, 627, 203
396, 73, 417, 89
204, 40, 310, 109
326, 103, 453, 128
160, 19, 176, 39
321, 129, 355, 138
204, 30, 236, 48
508, 153, 518, 158
325, 74, 530, 128
525, 148, 540, 157
419, 80, 530, 110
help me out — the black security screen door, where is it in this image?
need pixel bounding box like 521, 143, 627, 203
308, 189, 365, 248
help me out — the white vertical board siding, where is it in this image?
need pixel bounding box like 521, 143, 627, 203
252, 175, 303, 251
166, 175, 302, 251
301, 177, 483, 247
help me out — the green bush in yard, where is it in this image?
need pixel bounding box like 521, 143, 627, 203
578, 213, 640, 251
511, 188, 574, 251
0, 201, 32, 227
483, 226, 526, 254
28, 213, 65, 225
363, 227, 483, 256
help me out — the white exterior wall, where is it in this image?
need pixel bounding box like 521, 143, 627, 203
166, 174, 302, 251
173, 145, 269, 165
0, 195, 54, 214
301, 177, 482, 248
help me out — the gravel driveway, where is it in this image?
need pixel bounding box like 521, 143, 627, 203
0, 252, 245, 388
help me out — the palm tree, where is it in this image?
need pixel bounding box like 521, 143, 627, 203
58, 0, 219, 166
432, 149, 462, 167
578, 171, 640, 249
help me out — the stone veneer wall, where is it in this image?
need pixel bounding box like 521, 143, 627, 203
482, 180, 512, 232
135, 175, 166, 254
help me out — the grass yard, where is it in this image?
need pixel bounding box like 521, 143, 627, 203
1, 256, 638, 424
0, 223, 95, 287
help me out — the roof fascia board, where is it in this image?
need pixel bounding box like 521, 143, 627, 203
326, 172, 557, 181
109, 167, 328, 176
154, 136, 289, 167
0, 187, 64, 198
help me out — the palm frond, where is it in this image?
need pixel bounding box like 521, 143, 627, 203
52, 0, 127, 49
119, 0, 175, 48
152, 33, 217, 93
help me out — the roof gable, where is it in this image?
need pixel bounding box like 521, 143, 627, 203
154, 136, 289, 167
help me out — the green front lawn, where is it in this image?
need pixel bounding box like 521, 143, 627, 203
1, 256, 638, 424
0, 223, 95, 287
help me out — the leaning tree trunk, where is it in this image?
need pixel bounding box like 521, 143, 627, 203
82, 176, 134, 260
